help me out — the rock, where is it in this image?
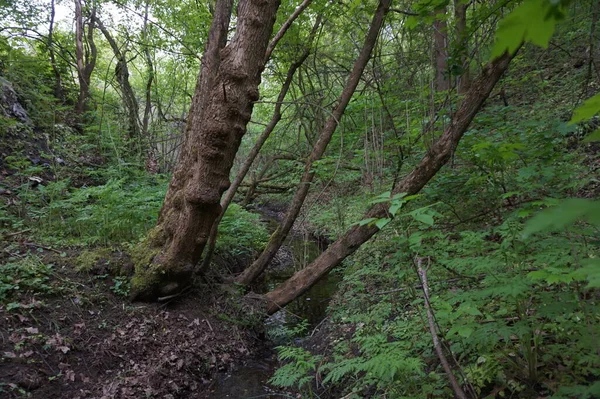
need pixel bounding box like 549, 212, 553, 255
0, 77, 31, 125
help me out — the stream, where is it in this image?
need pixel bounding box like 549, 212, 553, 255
209, 210, 339, 398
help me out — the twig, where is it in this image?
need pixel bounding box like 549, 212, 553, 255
310, 316, 329, 337
3, 229, 31, 238
24, 242, 62, 254
157, 285, 191, 301
417, 257, 469, 399
204, 319, 214, 332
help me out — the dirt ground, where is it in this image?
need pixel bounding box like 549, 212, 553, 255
0, 243, 267, 399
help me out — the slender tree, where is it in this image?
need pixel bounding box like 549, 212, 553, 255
237, 0, 393, 286
263, 48, 520, 314
433, 5, 449, 91
94, 16, 142, 151
74, 0, 97, 115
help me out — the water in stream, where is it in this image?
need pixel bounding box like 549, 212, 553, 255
209, 213, 339, 398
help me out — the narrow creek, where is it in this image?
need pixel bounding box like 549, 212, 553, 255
209, 209, 340, 398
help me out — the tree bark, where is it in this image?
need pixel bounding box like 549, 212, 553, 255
94, 17, 142, 151
74, 0, 97, 116
264, 49, 519, 314
236, 0, 392, 286
433, 6, 449, 91
130, 0, 281, 300
142, 0, 154, 141
199, 17, 320, 273
454, 0, 470, 93
48, 0, 64, 102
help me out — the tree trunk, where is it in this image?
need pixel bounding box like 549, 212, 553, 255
264, 49, 519, 314
74, 0, 97, 116
130, 0, 281, 301
48, 0, 64, 102
236, 0, 392, 286
433, 6, 449, 91
142, 0, 154, 141
199, 17, 320, 273
94, 16, 142, 152
454, 0, 470, 93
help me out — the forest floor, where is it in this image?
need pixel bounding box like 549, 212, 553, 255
0, 240, 270, 399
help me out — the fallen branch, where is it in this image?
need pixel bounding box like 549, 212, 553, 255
417, 257, 469, 399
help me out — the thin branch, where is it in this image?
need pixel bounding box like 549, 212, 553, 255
417, 257, 469, 399
265, 0, 313, 62
390, 8, 418, 16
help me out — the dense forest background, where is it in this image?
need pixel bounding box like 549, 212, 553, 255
1, 0, 599, 398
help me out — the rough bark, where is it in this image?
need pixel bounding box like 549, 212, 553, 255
434, 6, 449, 91
94, 17, 142, 150
130, 0, 281, 300
74, 0, 97, 115
236, 0, 392, 286
264, 49, 518, 314
199, 17, 320, 273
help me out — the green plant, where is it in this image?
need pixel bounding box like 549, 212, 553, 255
269, 346, 323, 393
0, 255, 56, 304
110, 276, 130, 297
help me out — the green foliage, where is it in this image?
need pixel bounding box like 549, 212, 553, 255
491, 0, 569, 57
269, 346, 323, 391
19, 172, 167, 245
0, 255, 56, 304
216, 203, 269, 256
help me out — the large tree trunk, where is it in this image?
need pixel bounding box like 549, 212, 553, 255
130, 0, 281, 300
199, 16, 321, 273
94, 16, 142, 152
264, 49, 519, 314
236, 0, 392, 286
433, 6, 449, 91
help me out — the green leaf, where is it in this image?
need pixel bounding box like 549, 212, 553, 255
582, 129, 600, 143
375, 218, 391, 229
522, 198, 600, 237
491, 0, 563, 58
570, 93, 600, 124
410, 211, 434, 226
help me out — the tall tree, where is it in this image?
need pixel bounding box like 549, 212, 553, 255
454, 0, 470, 93
200, 14, 321, 272
237, 0, 393, 286
94, 16, 142, 152
433, 5, 449, 91
263, 48, 519, 314
74, 0, 97, 116
130, 0, 282, 300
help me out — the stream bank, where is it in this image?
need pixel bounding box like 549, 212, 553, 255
208, 204, 340, 398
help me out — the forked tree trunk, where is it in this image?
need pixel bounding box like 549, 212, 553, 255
264, 49, 519, 314
236, 0, 392, 286
74, 0, 97, 115
130, 0, 281, 300
199, 17, 321, 272
94, 17, 142, 151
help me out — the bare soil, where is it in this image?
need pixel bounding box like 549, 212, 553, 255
0, 244, 266, 399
